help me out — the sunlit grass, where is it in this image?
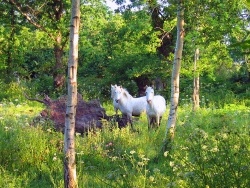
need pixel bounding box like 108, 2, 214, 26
0, 99, 249, 187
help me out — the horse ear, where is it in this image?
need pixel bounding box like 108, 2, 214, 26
144, 85, 148, 90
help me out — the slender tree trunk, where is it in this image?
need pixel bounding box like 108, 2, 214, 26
53, 34, 66, 89
6, 6, 15, 80
64, 0, 80, 187
192, 48, 200, 111
163, 0, 184, 151
245, 55, 250, 81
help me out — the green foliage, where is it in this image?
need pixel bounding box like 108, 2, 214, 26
0, 81, 26, 102
171, 107, 250, 187
79, 7, 163, 98
0, 0, 248, 103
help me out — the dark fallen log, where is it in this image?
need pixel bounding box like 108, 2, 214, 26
28, 93, 129, 133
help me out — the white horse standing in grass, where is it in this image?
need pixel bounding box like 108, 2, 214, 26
113, 85, 147, 127
145, 86, 166, 129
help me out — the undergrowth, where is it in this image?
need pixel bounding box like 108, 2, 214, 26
0, 100, 249, 187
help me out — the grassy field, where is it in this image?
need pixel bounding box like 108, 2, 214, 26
0, 100, 249, 187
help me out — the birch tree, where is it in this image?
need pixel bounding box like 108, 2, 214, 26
163, 0, 184, 151
64, 0, 80, 187
192, 48, 200, 111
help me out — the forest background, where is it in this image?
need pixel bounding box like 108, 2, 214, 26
0, 0, 249, 104
0, 0, 250, 187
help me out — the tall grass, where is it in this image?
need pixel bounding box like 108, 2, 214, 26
0, 99, 249, 187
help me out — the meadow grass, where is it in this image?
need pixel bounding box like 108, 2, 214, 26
0, 100, 249, 187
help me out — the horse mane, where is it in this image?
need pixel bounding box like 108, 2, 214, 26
122, 88, 133, 99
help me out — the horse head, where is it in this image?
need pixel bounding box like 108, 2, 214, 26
111, 84, 117, 99
114, 86, 133, 103
145, 86, 154, 104
114, 85, 123, 103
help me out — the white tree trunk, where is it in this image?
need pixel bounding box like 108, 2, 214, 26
64, 0, 80, 187
164, 0, 184, 151
193, 48, 200, 111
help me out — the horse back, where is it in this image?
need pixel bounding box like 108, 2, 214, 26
152, 95, 166, 113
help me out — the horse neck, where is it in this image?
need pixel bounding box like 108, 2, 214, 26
123, 90, 133, 99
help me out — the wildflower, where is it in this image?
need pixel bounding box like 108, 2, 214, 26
142, 157, 150, 161
76, 132, 81, 137
149, 176, 155, 182
153, 168, 160, 173
130, 150, 136, 155
202, 145, 208, 150
77, 151, 84, 155
137, 161, 144, 166
221, 133, 228, 139
139, 154, 145, 158
106, 142, 113, 147
111, 156, 118, 161
173, 166, 178, 172
210, 147, 219, 152
164, 151, 169, 157
53, 153, 57, 161
170, 161, 174, 167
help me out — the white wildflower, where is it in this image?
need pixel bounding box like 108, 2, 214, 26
164, 151, 169, 157
130, 150, 136, 155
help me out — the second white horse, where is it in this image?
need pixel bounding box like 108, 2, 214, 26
145, 86, 166, 129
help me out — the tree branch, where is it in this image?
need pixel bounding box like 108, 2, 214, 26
5, 0, 56, 41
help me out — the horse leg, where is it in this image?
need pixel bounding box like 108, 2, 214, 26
147, 115, 151, 130
127, 113, 134, 130
156, 115, 160, 128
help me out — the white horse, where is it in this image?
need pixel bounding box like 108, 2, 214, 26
113, 85, 147, 127
145, 86, 166, 129
111, 84, 119, 115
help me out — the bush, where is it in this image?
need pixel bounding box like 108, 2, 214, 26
0, 81, 25, 102
170, 108, 250, 187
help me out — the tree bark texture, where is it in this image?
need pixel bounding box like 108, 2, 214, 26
64, 0, 80, 187
164, 0, 184, 151
192, 48, 200, 111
